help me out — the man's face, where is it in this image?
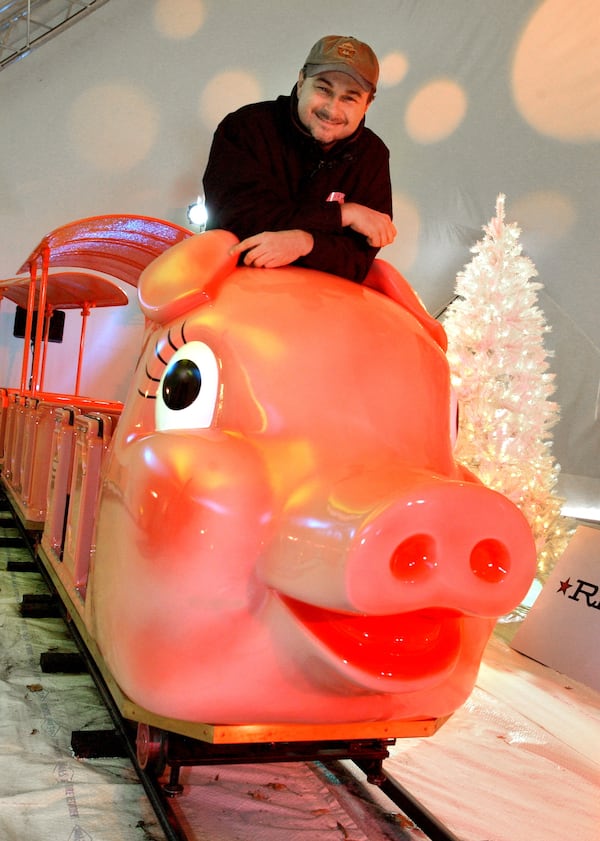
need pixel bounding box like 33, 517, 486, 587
296, 70, 372, 149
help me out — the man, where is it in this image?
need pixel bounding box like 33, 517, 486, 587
202, 35, 396, 283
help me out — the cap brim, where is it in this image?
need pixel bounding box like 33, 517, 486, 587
305, 63, 373, 93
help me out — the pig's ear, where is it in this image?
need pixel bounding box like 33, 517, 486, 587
138, 229, 239, 324
365, 260, 448, 352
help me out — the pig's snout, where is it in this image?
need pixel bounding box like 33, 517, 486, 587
344, 480, 536, 617
261, 476, 537, 619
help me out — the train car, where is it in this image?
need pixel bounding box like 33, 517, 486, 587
0, 215, 537, 780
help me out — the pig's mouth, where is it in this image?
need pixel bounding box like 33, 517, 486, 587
280, 596, 462, 688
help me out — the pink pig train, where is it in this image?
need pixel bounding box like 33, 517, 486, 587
86, 230, 536, 725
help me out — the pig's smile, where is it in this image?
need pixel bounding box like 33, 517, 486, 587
280, 596, 462, 687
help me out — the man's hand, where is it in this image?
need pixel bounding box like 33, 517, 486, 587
341, 203, 397, 247
230, 230, 314, 268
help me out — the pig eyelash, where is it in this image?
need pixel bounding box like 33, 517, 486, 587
137, 322, 189, 399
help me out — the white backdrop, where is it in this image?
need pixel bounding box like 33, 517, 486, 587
0, 0, 598, 479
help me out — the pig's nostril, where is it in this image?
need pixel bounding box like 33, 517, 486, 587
390, 534, 437, 583
469, 539, 511, 583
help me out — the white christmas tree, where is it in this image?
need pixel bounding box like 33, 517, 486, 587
443, 194, 573, 580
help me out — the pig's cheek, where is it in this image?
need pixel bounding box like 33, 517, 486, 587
132, 470, 190, 551
117, 434, 273, 564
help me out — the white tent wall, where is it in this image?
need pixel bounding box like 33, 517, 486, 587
0, 0, 598, 481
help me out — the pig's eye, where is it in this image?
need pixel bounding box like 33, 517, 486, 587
156, 341, 219, 431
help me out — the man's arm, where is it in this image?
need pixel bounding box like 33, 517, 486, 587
297, 151, 396, 280
230, 230, 314, 267
231, 198, 396, 268
341, 203, 396, 248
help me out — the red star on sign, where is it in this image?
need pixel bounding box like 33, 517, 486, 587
557, 578, 572, 595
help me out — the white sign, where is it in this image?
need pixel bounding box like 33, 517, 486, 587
511, 525, 600, 693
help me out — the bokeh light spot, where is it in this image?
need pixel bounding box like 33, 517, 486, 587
512, 0, 600, 142
510, 191, 576, 251
379, 52, 409, 87
380, 192, 421, 273
405, 78, 467, 143
68, 84, 159, 171
200, 71, 262, 129
153, 0, 205, 39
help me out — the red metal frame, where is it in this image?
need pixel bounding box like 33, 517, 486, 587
1, 214, 191, 396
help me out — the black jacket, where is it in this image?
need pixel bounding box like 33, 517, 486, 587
202, 89, 393, 282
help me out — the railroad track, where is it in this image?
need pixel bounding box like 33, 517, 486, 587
1, 489, 462, 841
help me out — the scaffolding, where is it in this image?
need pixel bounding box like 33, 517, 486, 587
0, 0, 110, 70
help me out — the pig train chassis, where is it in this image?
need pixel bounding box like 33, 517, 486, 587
2, 487, 463, 841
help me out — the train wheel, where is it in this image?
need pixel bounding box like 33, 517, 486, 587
136, 722, 167, 776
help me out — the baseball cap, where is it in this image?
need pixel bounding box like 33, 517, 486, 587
303, 35, 379, 93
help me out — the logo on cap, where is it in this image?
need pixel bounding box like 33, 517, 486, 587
337, 42, 357, 60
